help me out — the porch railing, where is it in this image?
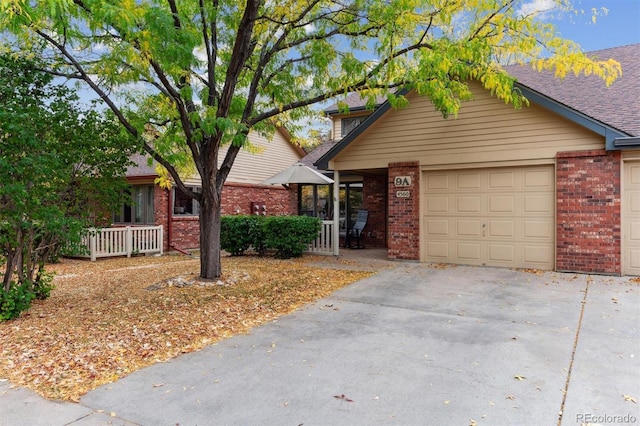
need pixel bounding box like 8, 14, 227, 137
306, 220, 334, 255
78, 226, 164, 261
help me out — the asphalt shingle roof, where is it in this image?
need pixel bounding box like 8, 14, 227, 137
507, 44, 639, 137
321, 44, 639, 137
300, 140, 338, 170
126, 153, 157, 177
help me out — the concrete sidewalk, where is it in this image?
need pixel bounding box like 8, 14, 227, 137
1, 264, 639, 425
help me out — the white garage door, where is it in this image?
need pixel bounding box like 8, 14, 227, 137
423, 166, 555, 269
623, 161, 640, 275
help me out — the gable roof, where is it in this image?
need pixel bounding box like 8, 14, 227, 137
316, 44, 639, 169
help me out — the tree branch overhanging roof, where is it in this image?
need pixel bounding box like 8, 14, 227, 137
316, 44, 639, 170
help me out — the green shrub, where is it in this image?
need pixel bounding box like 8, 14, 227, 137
250, 217, 268, 256
263, 215, 321, 259
220, 215, 256, 255
0, 281, 36, 321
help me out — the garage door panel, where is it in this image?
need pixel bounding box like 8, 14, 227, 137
456, 196, 481, 213
426, 241, 450, 259
488, 170, 515, 189
488, 220, 515, 238
630, 193, 640, 213
523, 220, 554, 239
631, 223, 640, 241
456, 220, 481, 237
487, 244, 515, 262
426, 196, 449, 213
524, 169, 554, 188
424, 166, 554, 270
488, 195, 515, 214
456, 243, 481, 261
629, 163, 640, 185
457, 173, 481, 190
524, 195, 554, 214
426, 219, 449, 236
426, 174, 450, 190
624, 161, 640, 275
523, 245, 554, 264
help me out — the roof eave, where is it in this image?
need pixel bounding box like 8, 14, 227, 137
514, 83, 629, 150
614, 136, 640, 149
324, 105, 375, 116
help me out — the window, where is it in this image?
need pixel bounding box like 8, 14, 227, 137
341, 116, 366, 138
340, 182, 363, 230
173, 186, 201, 216
113, 185, 155, 225
299, 184, 331, 219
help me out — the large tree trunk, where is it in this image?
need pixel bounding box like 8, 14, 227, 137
198, 184, 223, 279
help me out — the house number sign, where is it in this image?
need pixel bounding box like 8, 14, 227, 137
396, 190, 410, 198
394, 176, 412, 187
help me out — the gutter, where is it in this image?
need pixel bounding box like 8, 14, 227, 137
613, 136, 640, 149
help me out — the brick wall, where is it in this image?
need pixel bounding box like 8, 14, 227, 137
153, 183, 297, 251
556, 150, 621, 274
362, 174, 387, 248
221, 182, 297, 215
387, 162, 420, 260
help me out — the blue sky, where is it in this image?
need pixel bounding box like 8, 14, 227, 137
543, 0, 640, 51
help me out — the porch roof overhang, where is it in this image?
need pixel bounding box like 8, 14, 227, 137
315, 83, 635, 171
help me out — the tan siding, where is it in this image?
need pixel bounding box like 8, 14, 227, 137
219, 128, 302, 185
333, 117, 342, 140
330, 85, 604, 170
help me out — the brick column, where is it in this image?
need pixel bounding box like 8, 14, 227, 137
154, 187, 171, 252
388, 162, 420, 260
556, 150, 621, 274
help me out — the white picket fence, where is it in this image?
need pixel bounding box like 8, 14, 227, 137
78, 226, 164, 261
306, 220, 334, 255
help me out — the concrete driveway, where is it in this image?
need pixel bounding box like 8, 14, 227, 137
2, 263, 639, 425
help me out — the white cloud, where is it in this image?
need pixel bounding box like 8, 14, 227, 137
518, 0, 559, 19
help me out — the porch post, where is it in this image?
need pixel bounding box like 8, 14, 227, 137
333, 170, 340, 256
90, 228, 97, 262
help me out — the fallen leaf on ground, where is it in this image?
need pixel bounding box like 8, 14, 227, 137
0, 255, 373, 401
333, 394, 354, 402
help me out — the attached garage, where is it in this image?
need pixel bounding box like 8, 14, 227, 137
423, 165, 555, 269
623, 160, 640, 275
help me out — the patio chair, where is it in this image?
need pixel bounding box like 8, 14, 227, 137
340, 210, 368, 249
